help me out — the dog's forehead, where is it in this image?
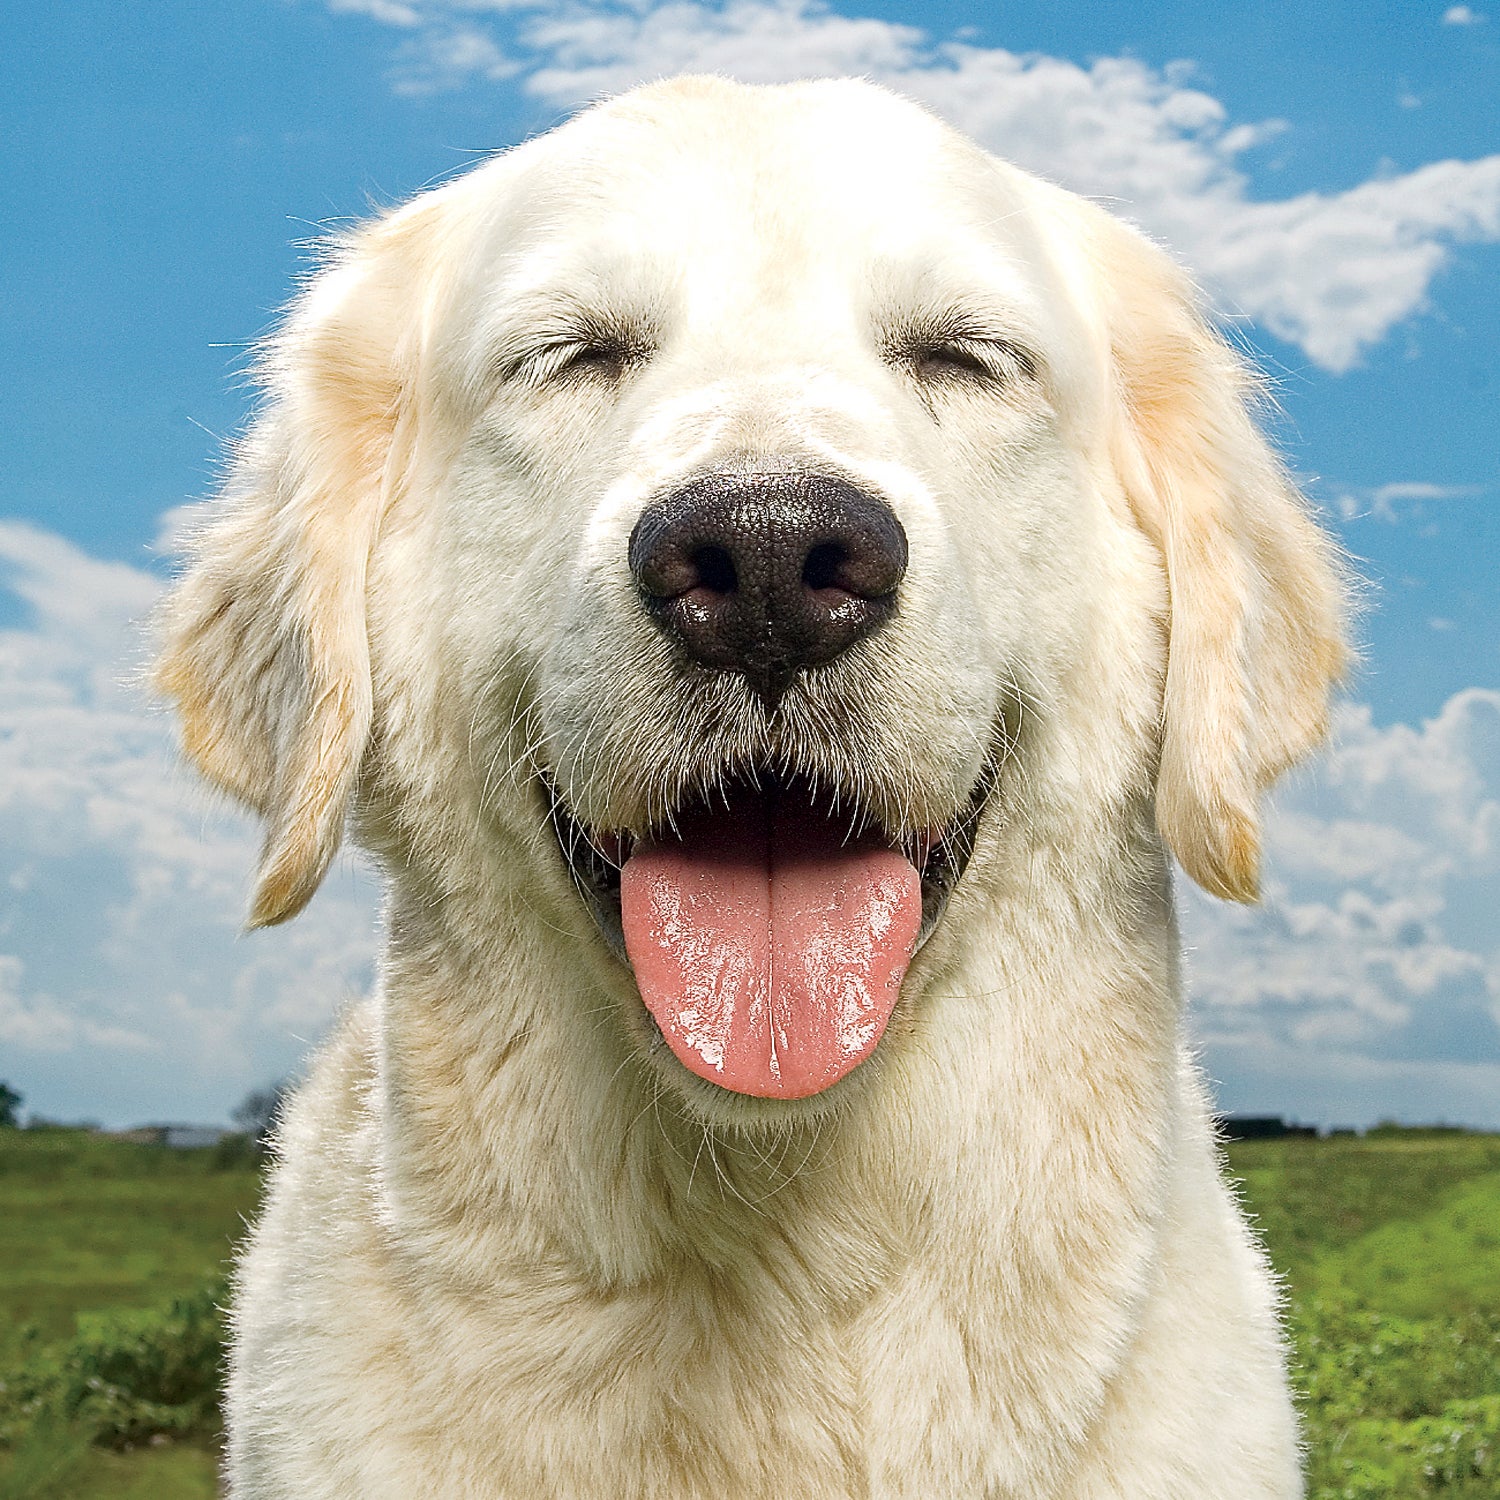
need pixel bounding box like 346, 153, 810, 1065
598, 80, 969, 217
565, 78, 978, 211
467, 79, 1059, 329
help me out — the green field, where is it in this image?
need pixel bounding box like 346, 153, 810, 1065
1232, 1128, 1500, 1497
1, 1126, 1497, 1497
0, 1129, 260, 1498
0, 1130, 261, 1348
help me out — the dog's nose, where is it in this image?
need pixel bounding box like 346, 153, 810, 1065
629, 472, 908, 703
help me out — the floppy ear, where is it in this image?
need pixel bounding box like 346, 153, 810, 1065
157, 219, 424, 928
1092, 214, 1349, 901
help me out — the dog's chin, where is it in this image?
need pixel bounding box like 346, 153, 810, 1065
545, 760, 989, 1117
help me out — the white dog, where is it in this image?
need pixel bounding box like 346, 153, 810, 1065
158, 76, 1345, 1498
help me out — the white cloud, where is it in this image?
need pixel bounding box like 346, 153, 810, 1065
391, 24, 521, 93
1333, 480, 1487, 521
1443, 5, 1486, 25
1181, 690, 1500, 1127
321, 0, 1500, 374
0, 523, 377, 1127
330, 0, 423, 26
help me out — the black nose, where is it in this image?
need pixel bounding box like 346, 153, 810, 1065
629, 472, 908, 703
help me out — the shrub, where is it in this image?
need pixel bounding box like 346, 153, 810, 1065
0, 1281, 226, 1453
1294, 1299, 1500, 1498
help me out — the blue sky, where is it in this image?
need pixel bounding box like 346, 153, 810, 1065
1, 0, 1497, 1127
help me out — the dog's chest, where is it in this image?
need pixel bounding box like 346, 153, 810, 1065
357, 1248, 1105, 1500
337, 1260, 838, 1493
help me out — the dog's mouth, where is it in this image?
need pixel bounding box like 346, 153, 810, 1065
546, 769, 988, 1100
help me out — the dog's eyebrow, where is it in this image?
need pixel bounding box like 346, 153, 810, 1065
881, 302, 1045, 381
488, 292, 661, 383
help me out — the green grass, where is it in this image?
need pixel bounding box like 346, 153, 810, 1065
1226, 1129, 1500, 1314
66, 1442, 220, 1499
1227, 1131, 1500, 1497
0, 1427, 218, 1500
0, 1129, 259, 1498
0, 1129, 261, 1347
1, 1126, 1497, 1498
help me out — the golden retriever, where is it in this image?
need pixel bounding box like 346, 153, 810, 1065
158, 76, 1345, 1498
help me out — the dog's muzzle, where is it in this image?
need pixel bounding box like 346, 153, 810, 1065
547, 470, 987, 1102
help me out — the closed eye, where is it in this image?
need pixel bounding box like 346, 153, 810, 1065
521, 337, 647, 385
904, 335, 1036, 387
498, 316, 657, 389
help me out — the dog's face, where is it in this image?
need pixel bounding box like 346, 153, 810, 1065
430, 83, 1111, 1102
158, 79, 1345, 1115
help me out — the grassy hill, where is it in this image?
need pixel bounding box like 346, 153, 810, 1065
1, 1125, 1497, 1497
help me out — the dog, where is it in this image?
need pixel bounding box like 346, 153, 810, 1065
158, 75, 1346, 1498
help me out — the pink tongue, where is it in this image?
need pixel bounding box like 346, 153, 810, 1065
620, 791, 922, 1098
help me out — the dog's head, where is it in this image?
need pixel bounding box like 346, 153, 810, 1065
158, 78, 1345, 1112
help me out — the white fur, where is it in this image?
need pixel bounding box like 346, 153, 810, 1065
157, 77, 1346, 1498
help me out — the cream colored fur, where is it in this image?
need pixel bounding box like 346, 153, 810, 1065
157, 77, 1346, 1498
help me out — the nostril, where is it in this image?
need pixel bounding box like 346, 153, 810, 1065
802, 542, 847, 593
691, 544, 737, 595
